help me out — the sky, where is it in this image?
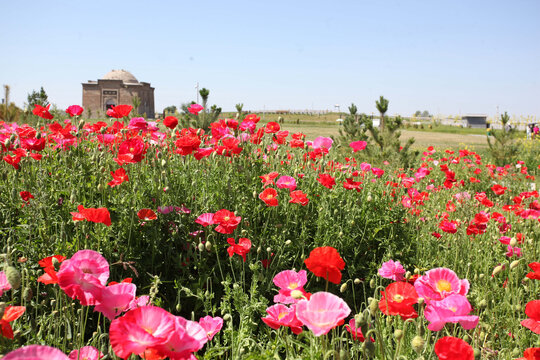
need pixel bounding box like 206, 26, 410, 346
1, 0, 539, 117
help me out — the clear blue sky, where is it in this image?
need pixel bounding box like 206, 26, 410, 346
1, 0, 539, 117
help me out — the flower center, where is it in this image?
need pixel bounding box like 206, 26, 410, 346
278, 312, 288, 320
393, 294, 404, 303
436, 279, 452, 292
288, 282, 298, 290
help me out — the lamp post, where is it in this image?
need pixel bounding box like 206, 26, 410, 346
195, 82, 199, 104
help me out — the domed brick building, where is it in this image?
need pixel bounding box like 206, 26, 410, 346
82, 70, 155, 119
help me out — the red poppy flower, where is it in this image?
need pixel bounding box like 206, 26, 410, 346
265, 122, 280, 133
106, 104, 132, 118
108, 168, 129, 188
20, 191, 34, 203
343, 178, 362, 192
0, 306, 26, 339
259, 188, 278, 207
71, 205, 112, 226
526, 262, 540, 280
175, 128, 201, 156
65, 105, 84, 117
379, 282, 418, 320
227, 238, 252, 262
137, 209, 157, 221
163, 116, 178, 129
260, 172, 279, 187
317, 173, 336, 189
521, 300, 540, 334
32, 104, 54, 120
439, 219, 459, 234
3, 154, 21, 169
289, 190, 309, 206
37, 255, 66, 285
118, 137, 146, 163
492, 184, 507, 196
304, 246, 345, 284
520, 348, 540, 360
434, 336, 474, 360
212, 209, 241, 234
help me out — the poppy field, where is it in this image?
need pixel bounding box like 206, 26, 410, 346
0, 103, 540, 359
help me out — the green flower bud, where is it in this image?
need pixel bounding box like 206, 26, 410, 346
369, 298, 379, 315
205, 241, 212, 252
223, 313, 232, 321
23, 287, 33, 302
492, 265, 504, 277
394, 329, 403, 341
362, 341, 375, 357
198, 243, 205, 252
5, 266, 21, 290
474, 348, 481, 359
0, 302, 6, 318
354, 278, 361, 285
477, 299, 488, 309
510, 260, 521, 270
175, 303, 181, 312
340, 283, 348, 293
509, 237, 518, 247
411, 335, 425, 354
369, 278, 376, 288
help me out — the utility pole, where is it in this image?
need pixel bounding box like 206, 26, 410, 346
195, 82, 199, 104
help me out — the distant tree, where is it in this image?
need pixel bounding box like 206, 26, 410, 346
421, 110, 431, 118
487, 112, 519, 165
1, 85, 22, 122
199, 88, 210, 112
235, 103, 245, 120
163, 105, 177, 115
414, 110, 422, 117
26, 87, 49, 109
338, 103, 369, 142
131, 96, 141, 116
375, 96, 389, 131
179, 88, 221, 130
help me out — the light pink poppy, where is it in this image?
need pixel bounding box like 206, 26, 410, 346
295, 292, 351, 336
57, 250, 110, 306
414, 268, 469, 303
4, 345, 69, 360
312, 136, 333, 151
156, 316, 208, 359
68, 346, 103, 360
349, 140, 367, 152
262, 304, 303, 334
195, 213, 215, 227
273, 270, 308, 304
198, 315, 224, 340
157, 206, 175, 214
424, 294, 479, 331
276, 176, 297, 191
94, 282, 137, 320
378, 260, 406, 281
0, 271, 11, 296
109, 306, 176, 359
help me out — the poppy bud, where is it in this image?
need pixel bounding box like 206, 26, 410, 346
474, 348, 481, 359
394, 329, 403, 341
340, 283, 348, 293
339, 349, 348, 360
510, 260, 520, 270
414, 268, 420, 274
205, 241, 212, 252
291, 290, 304, 299
285, 240, 291, 246
176, 303, 181, 312
513, 304, 522, 312
369, 298, 379, 314
0, 302, 5, 318
266, 247, 271, 253
23, 287, 33, 302
354, 313, 366, 328
198, 243, 205, 252
161, 159, 167, 167
418, 297, 425, 306
5, 266, 21, 290
223, 314, 232, 321
492, 265, 504, 277
509, 237, 517, 247
4, 138, 11, 148
354, 278, 361, 285
366, 195, 372, 202
369, 278, 376, 288
362, 341, 375, 357
78, 121, 85, 131
477, 299, 487, 309
163, 186, 169, 192
97, 183, 102, 192
405, 271, 412, 280
411, 335, 425, 354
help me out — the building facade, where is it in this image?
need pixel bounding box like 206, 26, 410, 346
82, 70, 155, 119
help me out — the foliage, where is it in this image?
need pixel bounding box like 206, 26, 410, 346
487, 111, 520, 165
180, 88, 222, 130
26, 87, 49, 109
163, 105, 177, 115
338, 103, 370, 143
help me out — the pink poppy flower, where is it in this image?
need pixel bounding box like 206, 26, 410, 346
156, 316, 208, 359
499, 236, 511, 245
94, 283, 137, 320
414, 268, 469, 303
57, 250, 110, 306
195, 213, 215, 227
378, 260, 406, 281
262, 304, 303, 334
69, 346, 103, 360
199, 315, 224, 340
344, 318, 365, 342
157, 206, 175, 215
126, 295, 151, 311
188, 104, 204, 115
276, 175, 297, 191
349, 140, 367, 152
4, 345, 69, 360
424, 294, 479, 331
360, 162, 372, 172
109, 306, 176, 359
0, 271, 11, 296
506, 245, 522, 258
312, 136, 333, 150
295, 292, 351, 336
371, 167, 384, 178
273, 270, 308, 304
66, 105, 84, 117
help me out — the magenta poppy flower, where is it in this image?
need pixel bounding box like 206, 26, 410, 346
199, 315, 224, 340
188, 104, 204, 115
360, 162, 372, 172
68, 346, 103, 360
276, 175, 297, 191
295, 292, 350, 336
414, 267, 469, 303
262, 304, 303, 334
94, 283, 137, 320
424, 294, 479, 331
195, 213, 215, 227
371, 167, 385, 178
0, 271, 11, 296
506, 245, 522, 258
155, 316, 208, 359
378, 260, 406, 281
312, 136, 333, 151
349, 140, 367, 152
4, 345, 69, 360
344, 318, 365, 342
65, 105, 84, 117
57, 250, 110, 306
273, 270, 308, 304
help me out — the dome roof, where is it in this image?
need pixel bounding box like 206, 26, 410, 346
102, 69, 138, 83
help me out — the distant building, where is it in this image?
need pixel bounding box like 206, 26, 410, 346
462, 114, 487, 128
82, 70, 155, 118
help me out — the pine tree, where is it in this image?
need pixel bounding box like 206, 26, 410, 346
487, 112, 519, 165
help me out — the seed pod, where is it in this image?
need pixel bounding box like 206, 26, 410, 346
411, 335, 425, 354
5, 266, 21, 290
340, 283, 348, 293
